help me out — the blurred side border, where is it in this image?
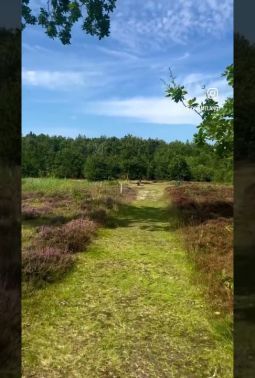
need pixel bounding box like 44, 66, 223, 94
235, 0, 255, 376
0, 1, 21, 377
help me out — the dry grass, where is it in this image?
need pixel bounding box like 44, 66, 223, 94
166, 183, 233, 314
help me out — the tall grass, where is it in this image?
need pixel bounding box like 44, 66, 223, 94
22, 177, 120, 197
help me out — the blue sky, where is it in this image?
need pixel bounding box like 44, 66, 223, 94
22, 0, 233, 142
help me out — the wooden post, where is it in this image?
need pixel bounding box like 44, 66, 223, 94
120, 182, 123, 195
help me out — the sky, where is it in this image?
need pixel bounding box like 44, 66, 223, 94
22, 0, 233, 142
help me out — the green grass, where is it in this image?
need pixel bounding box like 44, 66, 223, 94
22, 177, 120, 197
22, 182, 233, 377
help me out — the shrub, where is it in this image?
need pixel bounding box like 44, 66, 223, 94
183, 218, 233, 312
22, 203, 55, 220
87, 207, 108, 224
166, 183, 233, 313
36, 218, 97, 252
63, 219, 97, 251
103, 196, 115, 209
191, 165, 213, 182
22, 247, 74, 283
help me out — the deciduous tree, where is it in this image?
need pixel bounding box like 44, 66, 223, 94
22, 0, 117, 44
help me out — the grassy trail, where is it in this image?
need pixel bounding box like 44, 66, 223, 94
23, 183, 232, 377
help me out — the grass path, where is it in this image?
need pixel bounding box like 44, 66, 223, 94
23, 183, 232, 377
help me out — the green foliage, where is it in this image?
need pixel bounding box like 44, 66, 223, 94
223, 64, 234, 87
168, 157, 192, 181
22, 134, 232, 183
84, 155, 111, 181
166, 85, 187, 103
165, 65, 233, 158
22, 0, 117, 44
190, 165, 213, 182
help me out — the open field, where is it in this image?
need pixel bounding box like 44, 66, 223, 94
22, 179, 232, 377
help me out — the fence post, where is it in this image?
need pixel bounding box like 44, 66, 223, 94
120, 182, 123, 195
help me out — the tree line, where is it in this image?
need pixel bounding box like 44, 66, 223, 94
22, 133, 232, 182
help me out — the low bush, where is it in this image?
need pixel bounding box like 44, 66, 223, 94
22, 203, 54, 219
87, 207, 108, 224
167, 184, 233, 223
22, 178, 130, 287
36, 218, 97, 252
22, 247, 74, 283
166, 183, 233, 313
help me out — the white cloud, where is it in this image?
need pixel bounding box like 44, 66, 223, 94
22, 67, 108, 91
83, 97, 201, 125
110, 0, 233, 51
22, 69, 87, 89
82, 73, 232, 125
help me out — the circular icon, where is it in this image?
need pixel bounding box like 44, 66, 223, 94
207, 88, 218, 99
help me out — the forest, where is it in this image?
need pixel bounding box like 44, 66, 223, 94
22, 133, 232, 182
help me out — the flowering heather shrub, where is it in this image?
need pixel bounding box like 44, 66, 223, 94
36, 218, 97, 252
22, 203, 55, 220
22, 247, 74, 283
35, 225, 62, 246
167, 183, 233, 313
166, 184, 233, 223
63, 219, 97, 252
183, 218, 233, 312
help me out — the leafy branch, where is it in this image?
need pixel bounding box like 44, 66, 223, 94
165, 65, 233, 157
22, 0, 117, 44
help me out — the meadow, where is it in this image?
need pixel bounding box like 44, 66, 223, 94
22, 178, 233, 377
22, 178, 131, 288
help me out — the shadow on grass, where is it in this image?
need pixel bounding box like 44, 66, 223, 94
22, 262, 76, 294
23, 215, 76, 230
105, 203, 173, 232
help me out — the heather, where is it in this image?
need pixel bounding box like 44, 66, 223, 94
166, 183, 233, 314
22, 178, 124, 286
23, 183, 232, 377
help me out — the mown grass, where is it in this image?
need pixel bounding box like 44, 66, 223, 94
23, 182, 232, 377
166, 182, 233, 315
